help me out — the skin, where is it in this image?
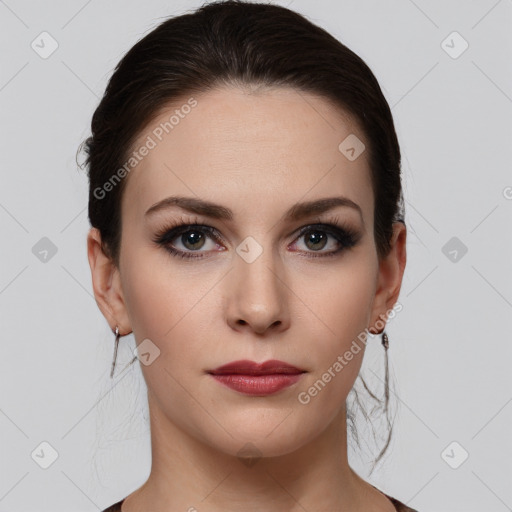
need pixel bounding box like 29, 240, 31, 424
88, 85, 406, 512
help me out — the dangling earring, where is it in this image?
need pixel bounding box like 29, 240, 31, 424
110, 326, 137, 379
110, 326, 121, 378
381, 330, 389, 350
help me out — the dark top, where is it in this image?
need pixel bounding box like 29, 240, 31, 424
102, 485, 418, 511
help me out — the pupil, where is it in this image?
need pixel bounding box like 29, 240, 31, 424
183, 231, 204, 250
306, 232, 326, 250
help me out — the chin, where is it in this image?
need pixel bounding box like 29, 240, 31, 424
200, 415, 320, 460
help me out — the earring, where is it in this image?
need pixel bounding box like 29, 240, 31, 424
381, 330, 389, 350
110, 326, 137, 379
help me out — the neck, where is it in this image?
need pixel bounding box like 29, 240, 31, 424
123, 393, 376, 512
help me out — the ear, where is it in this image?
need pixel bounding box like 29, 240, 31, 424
368, 222, 407, 334
87, 227, 132, 335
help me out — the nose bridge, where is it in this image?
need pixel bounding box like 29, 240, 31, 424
227, 236, 288, 332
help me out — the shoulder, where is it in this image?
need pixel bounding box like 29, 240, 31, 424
101, 493, 419, 512
369, 481, 418, 512
382, 492, 419, 512
101, 499, 124, 512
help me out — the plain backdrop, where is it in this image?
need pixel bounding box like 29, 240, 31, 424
1, 1, 511, 511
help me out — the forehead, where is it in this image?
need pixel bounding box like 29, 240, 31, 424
121, 85, 374, 227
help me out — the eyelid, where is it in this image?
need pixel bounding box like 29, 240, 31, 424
152, 214, 361, 258
155, 212, 357, 234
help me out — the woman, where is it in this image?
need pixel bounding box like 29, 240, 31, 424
82, 0, 413, 510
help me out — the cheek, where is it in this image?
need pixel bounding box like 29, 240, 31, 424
119, 251, 215, 420
295, 253, 377, 352
327, 269, 375, 345
120, 246, 220, 367
293, 255, 377, 400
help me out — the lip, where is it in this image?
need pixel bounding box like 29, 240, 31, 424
207, 359, 306, 396
208, 359, 305, 375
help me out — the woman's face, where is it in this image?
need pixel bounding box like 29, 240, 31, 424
90, 85, 405, 458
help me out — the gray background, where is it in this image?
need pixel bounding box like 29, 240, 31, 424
1, 0, 511, 511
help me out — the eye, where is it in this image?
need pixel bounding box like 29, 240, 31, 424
290, 223, 360, 258
153, 223, 225, 260
152, 216, 361, 260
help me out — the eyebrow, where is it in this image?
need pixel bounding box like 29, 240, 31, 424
145, 195, 363, 223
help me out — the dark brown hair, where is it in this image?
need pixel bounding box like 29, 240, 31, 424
79, 0, 405, 472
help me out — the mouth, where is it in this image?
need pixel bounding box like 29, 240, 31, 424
207, 359, 306, 396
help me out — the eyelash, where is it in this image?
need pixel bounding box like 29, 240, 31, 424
152, 214, 361, 260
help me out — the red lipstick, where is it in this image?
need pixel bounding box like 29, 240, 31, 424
208, 359, 306, 396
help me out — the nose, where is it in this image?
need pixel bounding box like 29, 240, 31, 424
225, 247, 290, 336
